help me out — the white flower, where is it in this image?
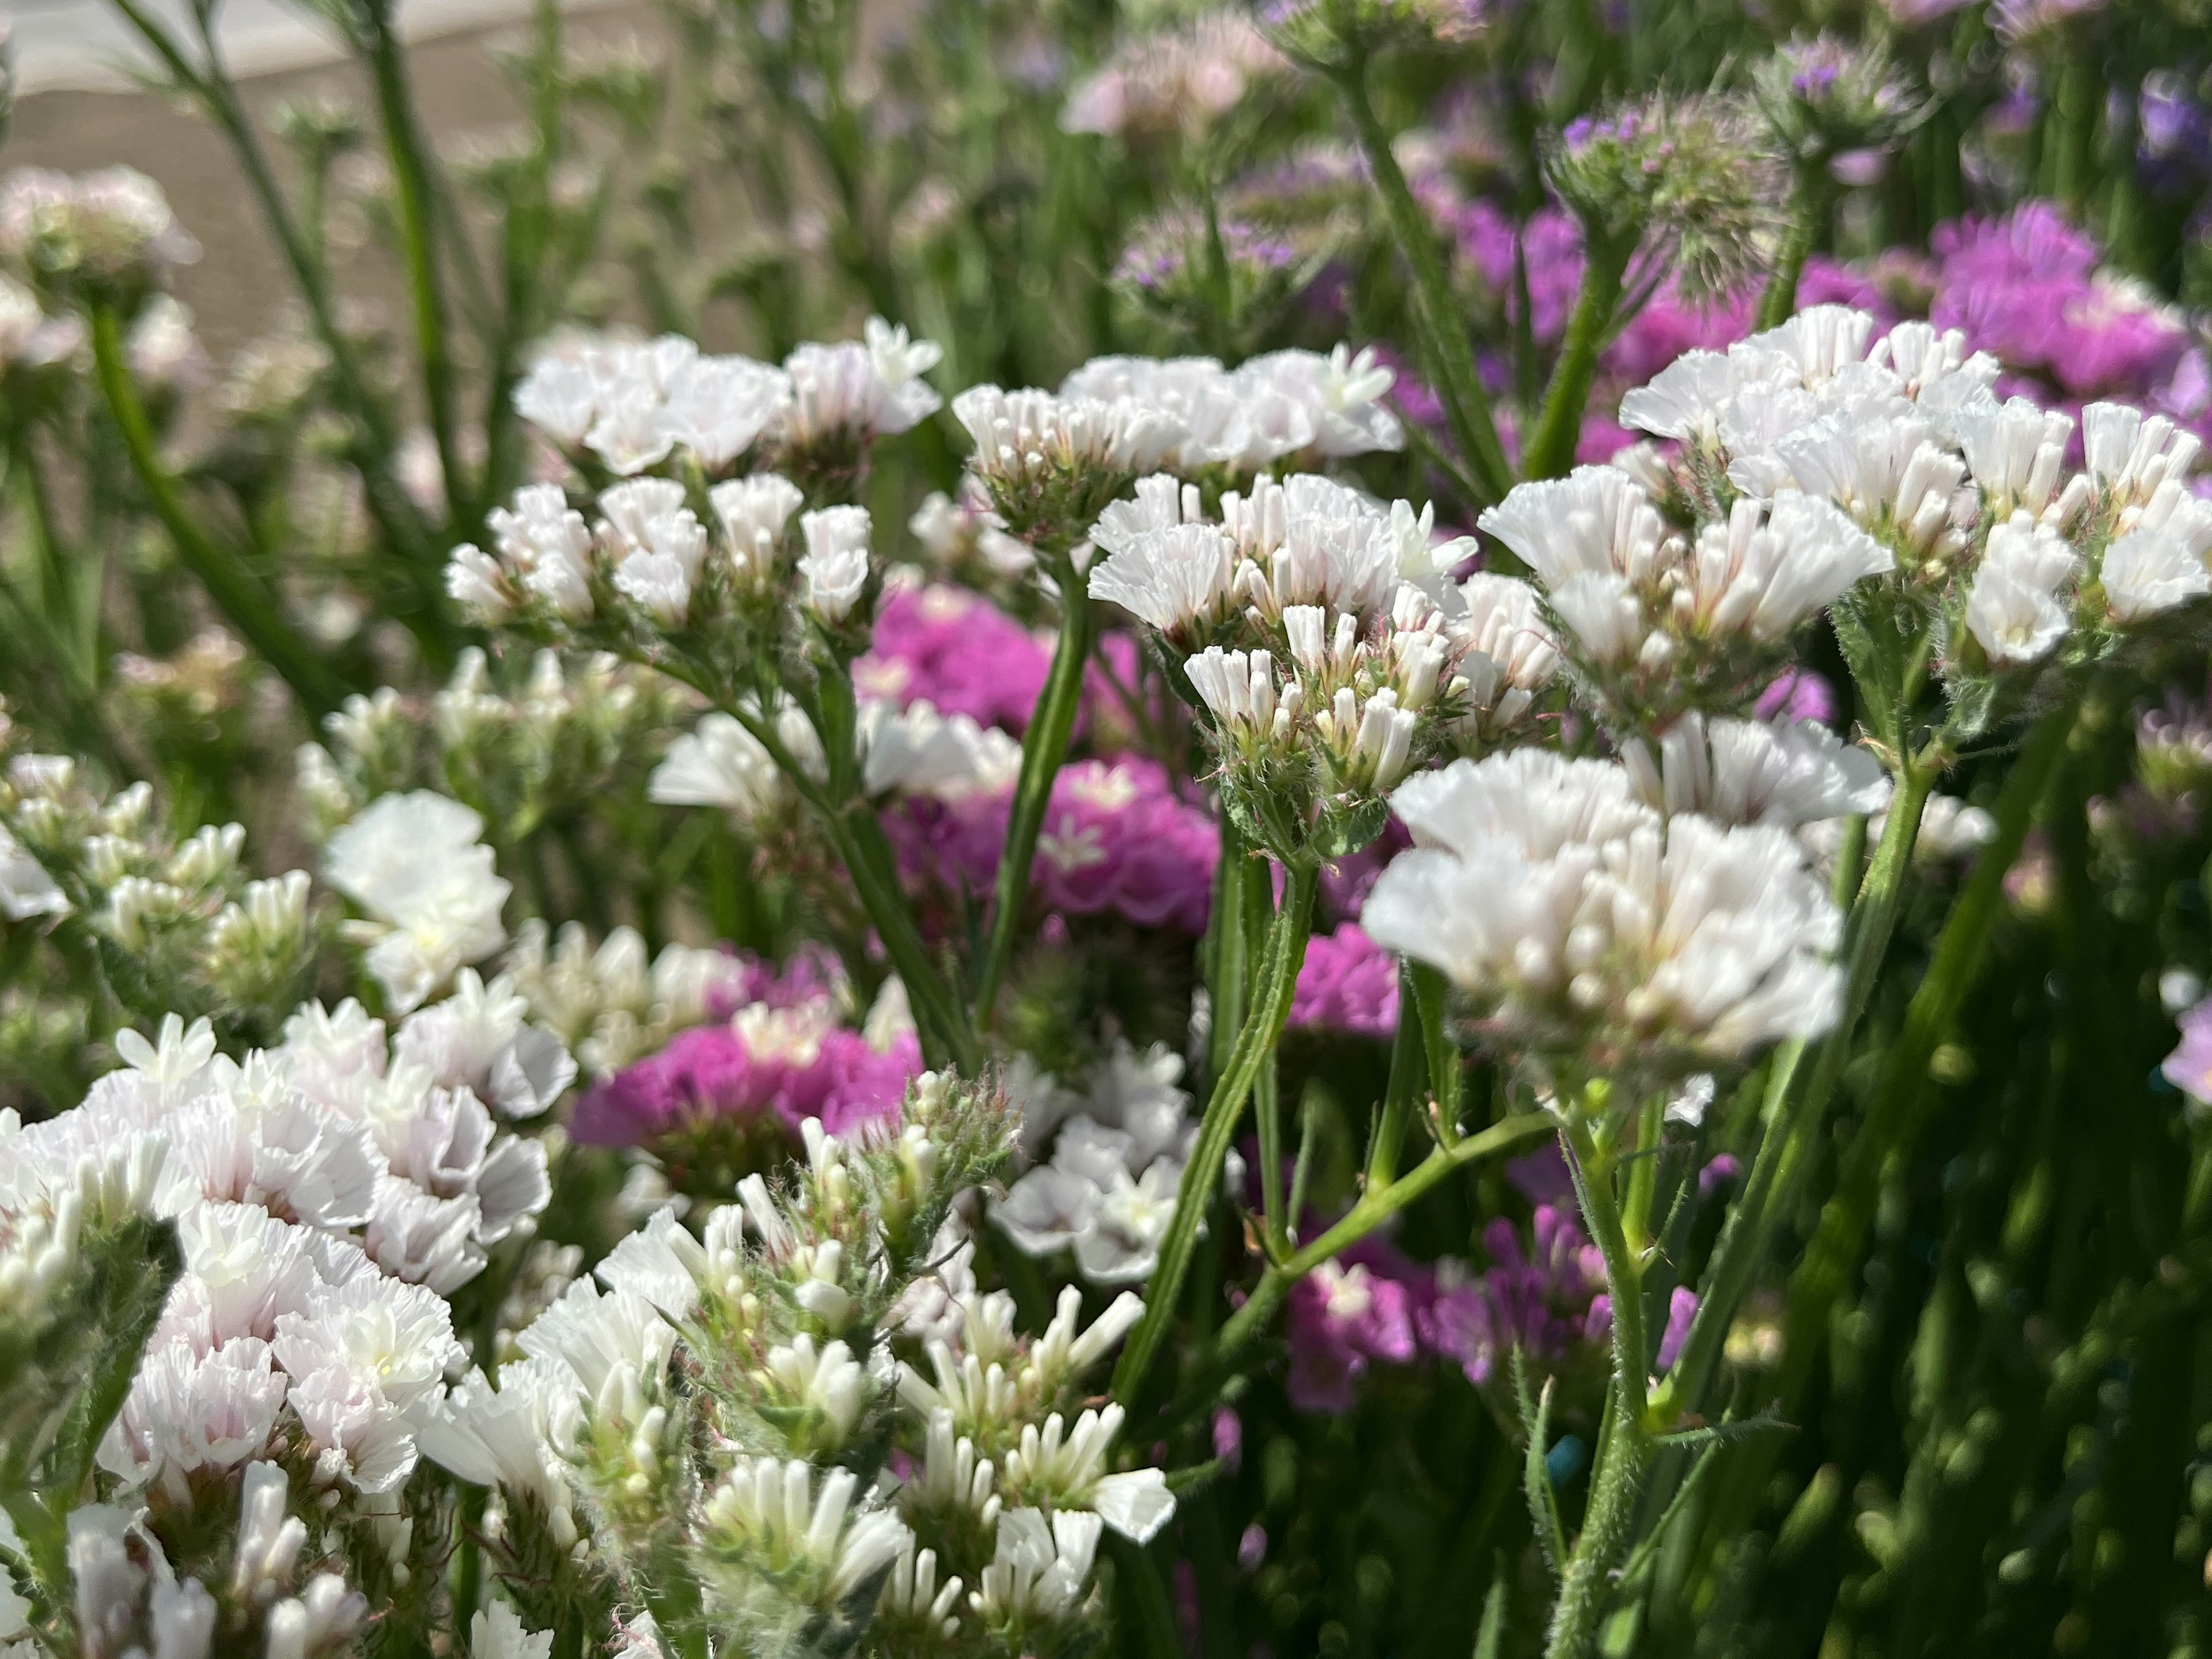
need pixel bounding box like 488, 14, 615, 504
230, 1460, 309, 1607
2082, 400, 2203, 506
606, 501, 707, 627
585, 378, 675, 475
1476, 465, 1678, 592
1963, 510, 2077, 665
709, 472, 805, 586
1184, 646, 1297, 755
703, 1458, 914, 1603
953, 385, 1185, 489
392, 972, 575, 1120
1234, 345, 1403, 457
1679, 491, 1895, 644
1367, 752, 1842, 1065
324, 793, 509, 1013
517, 1276, 677, 1420
483, 483, 596, 622
1956, 395, 2079, 523
1089, 520, 1239, 643
798, 505, 873, 624
1761, 411, 1969, 562
1070, 1161, 1180, 1285
1002, 1403, 1176, 1541
2101, 522, 2212, 624
650, 712, 784, 819
654, 354, 791, 471
971, 1507, 1101, 1626
471, 1601, 554, 1659
780, 325, 944, 444
416, 1357, 583, 1545
0, 823, 67, 921
860, 700, 1021, 800
1744, 305, 1880, 388
1624, 714, 1890, 829
1225, 472, 1404, 622
513, 354, 599, 445
1453, 573, 1560, 734
759, 1335, 870, 1451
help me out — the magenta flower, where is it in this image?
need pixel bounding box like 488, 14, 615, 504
1755, 667, 1840, 726
1286, 1255, 1422, 1411
856, 584, 1052, 733
1288, 923, 1400, 1039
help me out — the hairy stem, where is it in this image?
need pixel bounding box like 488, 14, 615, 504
1113, 862, 1317, 1408
976, 573, 1093, 1021
1755, 158, 1831, 331
1522, 241, 1628, 481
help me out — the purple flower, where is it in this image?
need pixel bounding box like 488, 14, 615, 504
1755, 667, 1840, 726
857, 584, 1052, 734
1286, 1255, 1421, 1411
2162, 997, 2212, 1103
571, 962, 919, 1160
886, 754, 1219, 934
1212, 1407, 1243, 1471
1288, 923, 1400, 1039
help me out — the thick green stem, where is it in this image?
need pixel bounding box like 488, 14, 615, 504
1328, 55, 1513, 503
1756, 160, 1830, 330
1547, 1113, 1653, 1659
1368, 963, 1428, 1190
363, 0, 465, 530
1660, 762, 1936, 1418
89, 305, 348, 719
1522, 243, 1628, 481
976, 574, 1093, 1021
1781, 703, 2077, 1383
1113, 862, 1317, 1408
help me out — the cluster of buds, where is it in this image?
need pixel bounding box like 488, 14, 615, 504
1544, 94, 1781, 300
295, 647, 690, 848
1751, 35, 1930, 164
502, 918, 755, 1077
0, 165, 199, 307
0, 753, 323, 1037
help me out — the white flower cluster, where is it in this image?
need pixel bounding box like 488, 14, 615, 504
0, 165, 201, 286
1060, 9, 1289, 143
649, 696, 1020, 827
321, 792, 510, 1014
1060, 346, 1404, 476
1365, 749, 1843, 1074
1088, 470, 1558, 833
993, 1043, 1230, 1285
502, 919, 755, 1076
512, 319, 941, 479
1611, 304, 2212, 687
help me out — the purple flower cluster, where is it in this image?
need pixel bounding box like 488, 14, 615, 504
571, 955, 919, 1153
1287, 923, 1400, 1039
1928, 202, 2193, 407
857, 581, 1146, 741
1282, 1200, 1698, 1415
886, 754, 1219, 934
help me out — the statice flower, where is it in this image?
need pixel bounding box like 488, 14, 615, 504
1062, 346, 1404, 478
1623, 713, 1890, 829
1366, 750, 1843, 1076
2162, 996, 2212, 1107
0, 165, 200, 297
322, 791, 510, 1013
1287, 923, 1401, 1039
514, 330, 791, 477
1285, 1255, 1421, 1411
1752, 35, 1928, 160
952, 385, 1184, 554
1478, 465, 1892, 726
772, 319, 945, 466
991, 1043, 1216, 1285
569, 966, 922, 1184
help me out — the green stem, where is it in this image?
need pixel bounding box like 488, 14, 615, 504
976, 573, 1093, 1022
1779, 703, 2077, 1384
1522, 241, 1628, 482
1756, 160, 1830, 331
362, 0, 465, 531
1660, 761, 1935, 1418
1327, 52, 1513, 503
1546, 1113, 1653, 1659
1113, 862, 1317, 1409
1203, 1111, 1555, 1378
89, 304, 348, 719
1368, 963, 1428, 1190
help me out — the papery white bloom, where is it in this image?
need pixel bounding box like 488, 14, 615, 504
1368, 753, 1842, 1065
1956, 395, 2079, 523
1232, 344, 1404, 457
2102, 521, 2212, 624
650, 713, 783, 819
860, 700, 1021, 800
1680, 491, 1895, 643
654, 354, 791, 471
1744, 305, 1879, 389
518, 1276, 676, 1419
606, 500, 706, 626
1867, 320, 1999, 406
953, 386, 1184, 488
2082, 401, 2204, 507
780, 325, 943, 444
1625, 713, 1889, 829
759, 1335, 869, 1450
1070, 1162, 1179, 1285
1226, 472, 1404, 621
392, 971, 575, 1120
585, 378, 675, 475
797, 505, 873, 624
1086, 521, 1238, 643
1453, 573, 1560, 733
514, 355, 600, 445
703, 1458, 913, 1601
1184, 647, 1297, 755
472, 1601, 554, 1659
100, 1336, 289, 1494
1002, 1403, 1175, 1541
881, 1539, 965, 1639
1062, 356, 1267, 472
324, 793, 509, 1013
1963, 511, 2077, 665
708, 472, 805, 586
481, 483, 596, 622
1762, 411, 1970, 562
261, 1573, 365, 1659
971, 1507, 1101, 1625
0, 822, 67, 921
1477, 465, 1678, 592
593, 1206, 706, 1322
416, 1357, 583, 1547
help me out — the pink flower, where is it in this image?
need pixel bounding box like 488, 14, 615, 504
2162, 997, 2212, 1103
1288, 923, 1400, 1039
1286, 1255, 1421, 1411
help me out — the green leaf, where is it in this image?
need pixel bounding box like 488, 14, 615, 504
1515, 1350, 1569, 1581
